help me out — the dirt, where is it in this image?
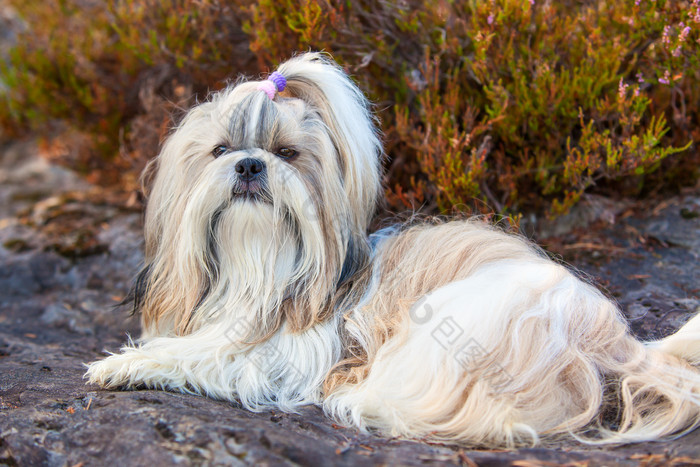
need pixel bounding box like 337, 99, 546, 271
1, 141, 699, 466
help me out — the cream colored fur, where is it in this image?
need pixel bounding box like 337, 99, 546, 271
86, 53, 700, 448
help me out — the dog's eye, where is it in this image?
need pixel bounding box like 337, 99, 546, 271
276, 148, 298, 159
212, 145, 229, 158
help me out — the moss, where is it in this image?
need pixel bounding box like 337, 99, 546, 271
3, 238, 32, 253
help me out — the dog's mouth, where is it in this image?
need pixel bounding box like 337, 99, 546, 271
231, 180, 271, 203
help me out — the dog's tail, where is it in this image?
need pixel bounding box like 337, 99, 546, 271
588, 312, 700, 444
652, 312, 700, 366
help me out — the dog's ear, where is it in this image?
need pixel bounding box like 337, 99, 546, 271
133, 101, 222, 337
277, 53, 383, 231
273, 53, 380, 330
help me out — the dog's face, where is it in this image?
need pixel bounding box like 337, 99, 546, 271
134, 54, 382, 339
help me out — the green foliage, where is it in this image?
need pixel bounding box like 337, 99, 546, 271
1, 0, 699, 216
389, 0, 700, 215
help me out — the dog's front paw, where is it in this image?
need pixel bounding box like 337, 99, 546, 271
84, 352, 141, 389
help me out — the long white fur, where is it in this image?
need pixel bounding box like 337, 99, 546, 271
86, 52, 700, 448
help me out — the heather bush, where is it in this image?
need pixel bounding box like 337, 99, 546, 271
1, 0, 698, 216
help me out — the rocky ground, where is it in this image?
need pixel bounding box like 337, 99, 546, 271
1, 141, 699, 466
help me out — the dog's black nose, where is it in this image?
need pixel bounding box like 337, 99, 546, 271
235, 158, 265, 181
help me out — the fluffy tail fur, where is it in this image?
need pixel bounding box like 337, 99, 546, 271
651, 313, 700, 366
611, 313, 700, 441
587, 312, 700, 444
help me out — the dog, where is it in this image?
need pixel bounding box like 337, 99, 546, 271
86, 52, 700, 448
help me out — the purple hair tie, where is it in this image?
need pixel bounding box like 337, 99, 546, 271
269, 72, 287, 92
258, 71, 287, 100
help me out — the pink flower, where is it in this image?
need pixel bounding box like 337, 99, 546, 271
679, 26, 691, 42
662, 25, 671, 46
618, 78, 629, 100
487, 14, 494, 25
659, 70, 671, 85
636, 72, 645, 83
673, 46, 682, 57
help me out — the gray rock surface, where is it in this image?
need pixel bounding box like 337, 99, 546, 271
1, 142, 699, 466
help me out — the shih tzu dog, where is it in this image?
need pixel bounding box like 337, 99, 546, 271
87, 53, 700, 448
